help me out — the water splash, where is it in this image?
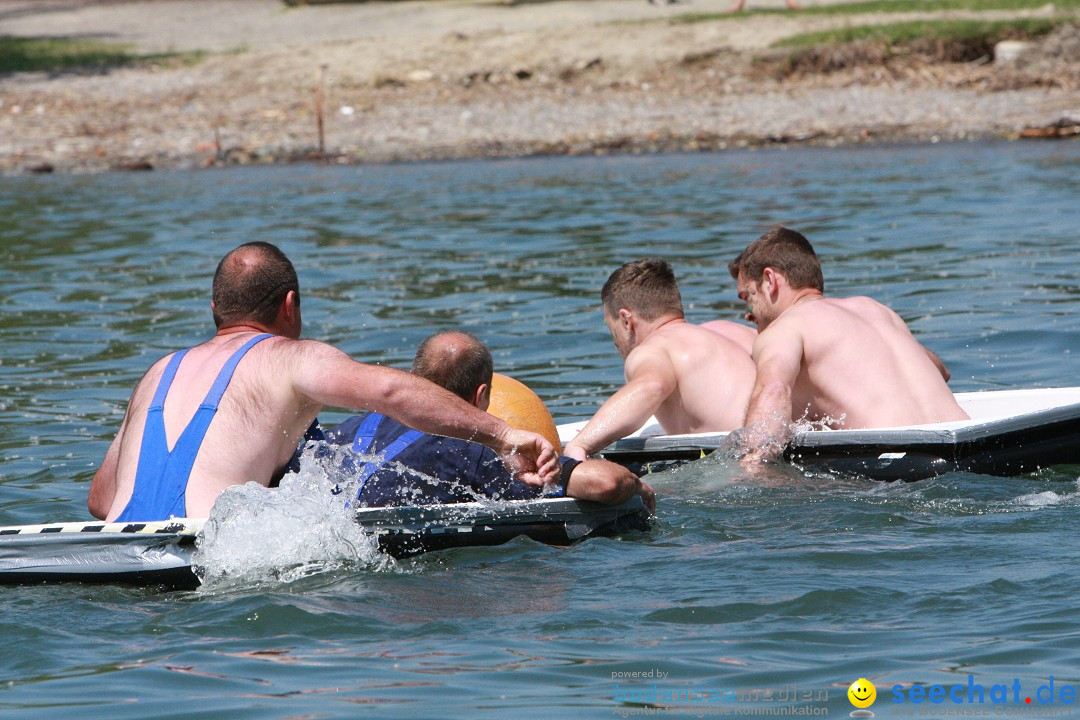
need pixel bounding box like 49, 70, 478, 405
192, 444, 390, 591
1013, 490, 1063, 507
716, 410, 849, 462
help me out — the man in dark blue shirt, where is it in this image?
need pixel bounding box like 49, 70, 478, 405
324, 331, 654, 510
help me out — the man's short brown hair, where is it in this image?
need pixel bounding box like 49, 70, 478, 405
728, 227, 824, 292
412, 331, 494, 402
212, 242, 300, 328
601, 258, 684, 321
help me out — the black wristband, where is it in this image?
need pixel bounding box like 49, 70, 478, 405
559, 458, 582, 491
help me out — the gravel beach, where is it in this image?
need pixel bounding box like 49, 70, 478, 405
1, 0, 1079, 174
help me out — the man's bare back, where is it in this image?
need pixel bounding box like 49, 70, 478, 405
761, 296, 967, 428
642, 321, 755, 434
98, 333, 325, 520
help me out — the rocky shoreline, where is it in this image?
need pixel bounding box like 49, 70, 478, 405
2, 0, 1079, 175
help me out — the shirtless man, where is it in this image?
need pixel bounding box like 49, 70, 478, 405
731, 227, 968, 461
88, 242, 558, 521
325, 331, 654, 511
564, 258, 756, 460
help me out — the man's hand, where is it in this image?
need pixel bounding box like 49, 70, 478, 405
497, 427, 560, 486
563, 442, 588, 461
739, 447, 773, 470
720, 420, 790, 469
637, 480, 656, 514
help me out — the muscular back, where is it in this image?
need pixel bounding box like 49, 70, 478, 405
104, 333, 321, 520
775, 297, 967, 428
635, 322, 756, 434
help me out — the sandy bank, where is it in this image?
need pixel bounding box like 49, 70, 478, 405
1, 0, 1078, 174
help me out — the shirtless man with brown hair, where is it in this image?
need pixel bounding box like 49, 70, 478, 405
564, 258, 756, 460
731, 227, 967, 462
88, 242, 558, 521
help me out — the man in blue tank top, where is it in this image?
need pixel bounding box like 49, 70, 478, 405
322, 331, 654, 510
88, 243, 560, 521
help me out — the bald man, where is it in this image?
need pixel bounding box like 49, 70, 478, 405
324, 331, 654, 510
88, 243, 559, 521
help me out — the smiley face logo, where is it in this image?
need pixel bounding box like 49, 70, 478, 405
848, 678, 877, 708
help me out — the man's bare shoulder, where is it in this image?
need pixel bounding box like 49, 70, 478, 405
130, 351, 180, 399
700, 319, 757, 336
643, 322, 752, 373
822, 295, 893, 313
255, 336, 350, 365
659, 320, 743, 344
642, 322, 724, 356
626, 332, 676, 365
823, 295, 909, 327
699, 320, 757, 353
235, 337, 355, 411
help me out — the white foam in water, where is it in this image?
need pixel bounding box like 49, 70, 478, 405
715, 410, 845, 462
193, 444, 389, 590
1015, 490, 1063, 507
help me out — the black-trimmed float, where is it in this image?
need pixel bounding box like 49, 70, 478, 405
560, 387, 1080, 481
0, 497, 651, 589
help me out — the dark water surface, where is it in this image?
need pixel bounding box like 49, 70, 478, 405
1, 142, 1079, 719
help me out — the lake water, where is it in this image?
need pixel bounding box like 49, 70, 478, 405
1, 141, 1079, 719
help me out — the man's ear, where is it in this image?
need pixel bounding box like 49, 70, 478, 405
282, 290, 299, 323
762, 267, 782, 301
618, 308, 634, 332
474, 382, 490, 412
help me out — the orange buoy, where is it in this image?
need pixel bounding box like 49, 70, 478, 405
488, 373, 563, 454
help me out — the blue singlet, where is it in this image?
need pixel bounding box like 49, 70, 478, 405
115, 333, 272, 521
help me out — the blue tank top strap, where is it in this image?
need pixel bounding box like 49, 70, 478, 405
350, 413, 425, 501
115, 333, 274, 522
149, 349, 189, 410
200, 333, 272, 409
352, 412, 385, 456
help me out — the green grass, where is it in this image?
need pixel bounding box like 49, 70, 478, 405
668, 0, 1080, 24
771, 16, 1063, 48
0, 36, 205, 75
755, 16, 1070, 75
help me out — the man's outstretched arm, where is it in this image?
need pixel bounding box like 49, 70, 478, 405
564, 347, 677, 460
740, 327, 803, 465
566, 458, 655, 513
293, 341, 559, 485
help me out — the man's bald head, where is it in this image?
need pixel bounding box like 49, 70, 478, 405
212, 242, 299, 329
412, 331, 494, 403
